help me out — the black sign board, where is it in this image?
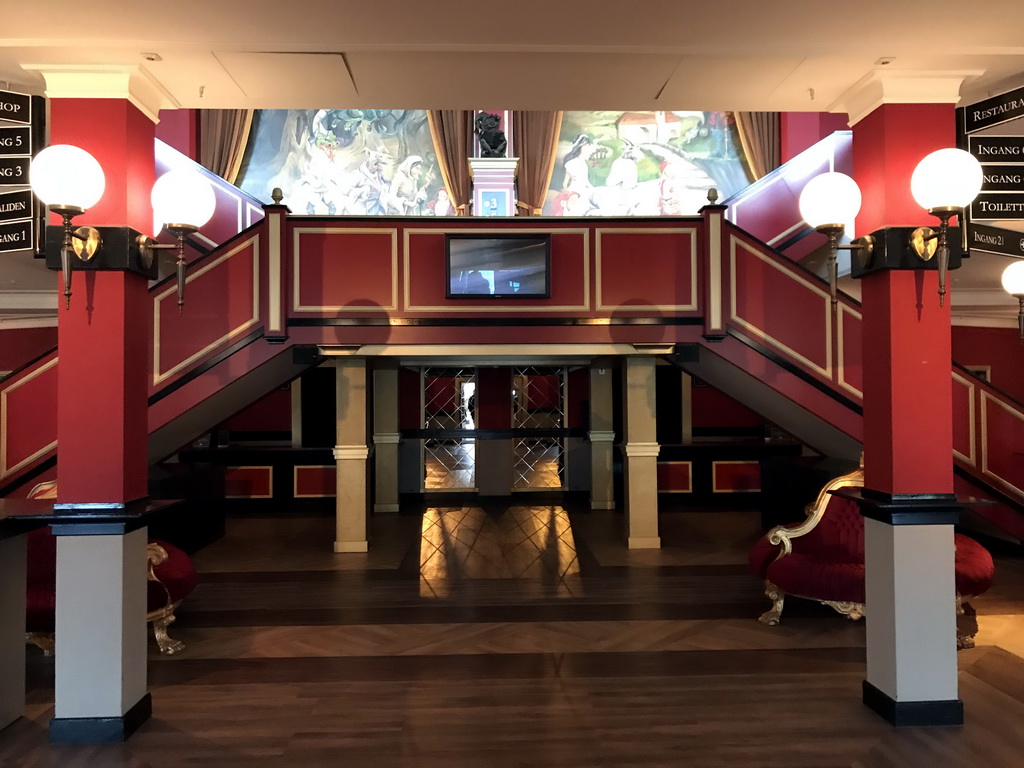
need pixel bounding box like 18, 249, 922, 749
0, 219, 32, 254
0, 89, 31, 126
968, 135, 1024, 163
0, 126, 30, 156
0, 155, 28, 186
972, 193, 1024, 220
980, 165, 1024, 192
964, 85, 1024, 133
0, 189, 32, 224
968, 223, 1024, 258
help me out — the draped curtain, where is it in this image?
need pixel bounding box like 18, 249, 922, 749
427, 110, 474, 215
199, 109, 254, 185
511, 111, 563, 216
735, 111, 781, 181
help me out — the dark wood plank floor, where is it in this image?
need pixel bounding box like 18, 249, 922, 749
4, 504, 1024, 767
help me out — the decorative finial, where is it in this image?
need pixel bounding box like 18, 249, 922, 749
707, 187, 719, 205
271, 187, 284, 205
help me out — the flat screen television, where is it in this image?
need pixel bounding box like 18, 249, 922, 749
446, 234, 551, 299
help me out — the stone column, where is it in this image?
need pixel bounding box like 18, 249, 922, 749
373, 364, 401, 513
623, 357, 660, 548
837, 72, 975, 725
334, 359, 371, 552
33, 68, 171, 742
589, 362, 615, 510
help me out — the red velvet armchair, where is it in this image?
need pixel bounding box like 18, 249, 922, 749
748, 464, 995, 648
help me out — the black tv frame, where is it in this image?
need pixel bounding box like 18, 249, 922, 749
445, 233, 551, 299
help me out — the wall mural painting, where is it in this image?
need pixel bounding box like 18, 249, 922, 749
237, 109, 452, 216
545, 111, 749, 216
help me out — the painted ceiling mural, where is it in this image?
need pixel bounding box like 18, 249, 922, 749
237, 109, 749, 217
545, 111, 749, 216
238, 109, 451, 216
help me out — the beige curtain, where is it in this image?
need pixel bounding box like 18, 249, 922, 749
199, 109, 254, 185
427, 110, 474, 215
511, 111, 563, 216
735, 111, 781, 181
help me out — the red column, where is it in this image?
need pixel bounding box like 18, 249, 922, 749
853, 103, 956, 496
49, 99, 155, 505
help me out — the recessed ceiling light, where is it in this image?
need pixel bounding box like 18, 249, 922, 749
875, 57, 895, 66
142, 52, 162, 62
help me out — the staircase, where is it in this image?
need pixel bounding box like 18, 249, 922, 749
2, 136, 1024, 543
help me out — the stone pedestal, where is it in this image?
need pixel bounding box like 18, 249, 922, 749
469, 157, 519, 216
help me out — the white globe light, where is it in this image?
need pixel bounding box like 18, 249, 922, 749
911, 148, 983, 211
151, 170, 217, 229
1001, 260, 1024, 296
798, 172, 862, 229
29, 144, 105, 210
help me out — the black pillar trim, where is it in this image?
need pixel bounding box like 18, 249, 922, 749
831, 487, 963, 526
862, 681, 963, 727
49, 692, 152, 744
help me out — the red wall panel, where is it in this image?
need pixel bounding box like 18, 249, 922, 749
657, 461, 692, 492
295, 465, 336, 497
293, 228, 397, 311
730, 237, 832, 376
1, 359, 57, 478
153, 237, 259, 385
597, 229, 698, 311
952, 325, 1024, 403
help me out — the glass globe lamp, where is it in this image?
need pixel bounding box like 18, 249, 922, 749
151, 170, 216, 230
30, 144, 105, 214
1002, 261, 1024, 340
911, 148, 983, 212
799, 172, 862, 230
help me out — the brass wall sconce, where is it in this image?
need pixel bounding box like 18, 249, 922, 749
909, 148, 983, 306
800, 149, 982, 307
29, 146, 215, 311
29, 145, 106, 309
798, 172, 868, 306
137, 169, 217, 313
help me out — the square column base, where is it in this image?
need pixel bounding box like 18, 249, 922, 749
50, 693, 152, 744
628, 536, 661, 549
862, 681, 963, 727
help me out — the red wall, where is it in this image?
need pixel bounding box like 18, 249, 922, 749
0, 326, 57, 372
156, 109, 199, 160
219, 386, 292, 432
952, 325, 1024, 402
692, 385, 766, 429
780, 112, 850, 163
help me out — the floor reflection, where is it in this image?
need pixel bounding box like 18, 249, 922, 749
419, 506, 581, 598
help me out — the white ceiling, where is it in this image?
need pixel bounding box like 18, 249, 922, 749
5, 0, 1024, 110
2, 0, 1024, 324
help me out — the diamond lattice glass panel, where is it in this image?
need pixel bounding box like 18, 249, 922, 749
512, 367, 565, 430
513, 436, 564, 489
424, 437, 476, 490
424, 367, 476, 430
422, 367, 477, 490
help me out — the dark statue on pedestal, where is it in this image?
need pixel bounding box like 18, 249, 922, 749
475, 111, 507, 158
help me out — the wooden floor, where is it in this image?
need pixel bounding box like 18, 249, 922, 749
5, 501, 1024, 767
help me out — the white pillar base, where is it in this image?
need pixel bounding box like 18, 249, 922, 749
628, 536, 662, 549
52, 528, 150, 742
